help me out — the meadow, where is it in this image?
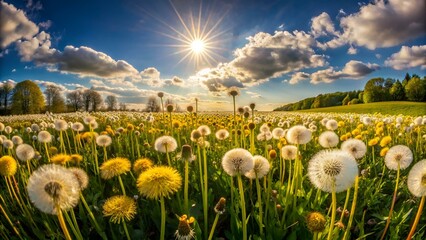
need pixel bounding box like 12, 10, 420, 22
0, 104, 425, 240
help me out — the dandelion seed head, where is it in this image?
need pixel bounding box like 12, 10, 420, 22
341, 138, 367, 159
325, 119, 338, 130
3, 139, 13, 149
222, 148, 254, 176
385, 145, 413, 170
272, 127, 285, 139
96, 135, 112, 147
244, 155, 270, 179
16, 143, 35, 162
286, 125, 312, 144
197, 125, 211, 136
68, 168, 89, 190
11, 135, 23, 145
38, 130, 52, 143
407, 160, 426, 197
54, 119, 68, 131
215, 129, 229, 140
318, 131, 339, 148
72, 122, 84, 132
27, 164, 80, 215
281, 145, 298, 160
154, 136, 177, 153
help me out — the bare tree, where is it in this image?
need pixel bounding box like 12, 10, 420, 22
119, 102, 127, 111
66, 90, 84, 111
145, 96, 160, 112
105, 95, 118, 111
44, 85, 66, 113
83, 89, 103, 112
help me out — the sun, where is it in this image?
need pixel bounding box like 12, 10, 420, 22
190, 39, 205, 54
154, 1, 229, 68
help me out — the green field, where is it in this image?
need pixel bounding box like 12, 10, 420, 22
297, 101, 426, 116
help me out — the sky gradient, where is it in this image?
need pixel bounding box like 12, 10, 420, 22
1, 0, 425, 111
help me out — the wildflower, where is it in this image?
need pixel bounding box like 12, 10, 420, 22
257, 131, 272, 141
368, 137, 379, 146
11, 136, 23, 145
362, 116, 372, 125
272, 127, 285, 139
281, 145, 298, 160
259, 123, 270, 133
154, 136, 178, 153
215, 129, 230, 140
308, 150, 358, 193
190, 130, 202, 142
385, 145, 413, 170
100, 157, 131, 180
197, 125, 211, 136
27, 164, 80, 215
380, 136, 392, 147
5, 126, 12, 134
70, 154, 83, 164
227, 86, 240, 97
3, 139, 14, 149
54, 119, 68, 131
222, 148, 254, 176
0, 156, 18, 176
306, 212, 327, 233
38, 131, 52, 143
133, 158, 154, 175
269, 149, 277, 159
407, 160, 426, 197
83, 116, 96, 125
96, 135, 112, 147
325, 119, 338, 130
318, 131, 339, 148
137, 166, 182, 200
72, 122, 84, 132
31, 123, 40, 132
15, 143, 35, 162
286, 125, 312, 145
102, 195, 137, 224
68, 168, 89, 190
179, 145, 195, 162
51, 154, 71, 165
244, 155, 270, 179
341, 139, 367, 159
380, 147, 389, 157
175, 215, 195, 240
214, 197, 226, 214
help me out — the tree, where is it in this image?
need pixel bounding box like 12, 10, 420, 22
405, 77, 426, 102
83, 89, 103, 112
11, 80, 45, 114
105, 95, 118, 111
311, 94, 323, 108
66, 90, 84, 112
119, 102, 127, 111
0, 82, 14, 110
363, 78, 387, 103
44, 85, 66, 113
342, 94, 350, 105
389, 80, 405, 101
145, 96, 160, 112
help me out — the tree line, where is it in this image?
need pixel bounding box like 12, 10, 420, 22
0, 80, 128, 115
274, 73, 426, 111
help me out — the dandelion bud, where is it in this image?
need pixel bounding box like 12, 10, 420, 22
175, 215, 195, 239
306, 212, 326, 233
187, 106, 194, 112
276, 204, 282, 211
248, 122, 256, 130
249, 103, 255, 110
181, 145, 194, 162
214, 197, 226, 214
269, 149, 277, 159
238, 107, 244, 114
191, 130, 202, 141
335, 221, 345, 229
166, 104, 174, 112
243, 112, 250, 119
271, 189, 278, 199
157, 92, 164, 98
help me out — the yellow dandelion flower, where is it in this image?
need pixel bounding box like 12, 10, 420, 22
0, 156, 18, 176
380, 147, 389, 157
380, 136, 392, 147
127, 124, 134, 131
51, 154, 71, 165
137, 166, 182, 200
102, 195, 137, 224
338, 121, 345, 128
351, 129, 360, 136
375, 127, 383, 136
340, 135, 348, 141
133, 158, 154, 175
69, 154, 83, 164
100, 157, 131, 180
306, 212, 326, 233
368, 137, 380, 146
357, 124, 364, 129
355, 135, 362, 140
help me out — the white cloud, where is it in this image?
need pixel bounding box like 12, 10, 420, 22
0, 2, 39, 48
347, 46, 357, 55
286, 72, 310, 85
38, 20, 52, 29
310, 60, 379, 84
191, 30, 327, 92
385, 45, 426, 70
311, 12, 338, 37
11, 69, 16, 72
246, 91, 262, 98
339, 0, 425, 49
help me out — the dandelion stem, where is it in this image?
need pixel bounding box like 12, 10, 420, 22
380, 162, 400, 240
57, 207, 72, 240
0, 201, 22, 239
203, 147, 209, 237
118, 175, 126, 195
343, 175, 359, 240
79, 193, 106, 239
407, 195, 425, 240
122, 221, 131, 240
208, 213, 220, 240
160, 197, 166, 240
326, 181, 336, 240
255, 175, 264, 236
339, 188, 351, 222
237, 174, 247, 240
184, 160, 189, 214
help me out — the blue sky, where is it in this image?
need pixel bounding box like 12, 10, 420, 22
1, 0, 425, 111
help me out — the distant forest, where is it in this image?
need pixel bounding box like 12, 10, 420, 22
274, 73, 426, 111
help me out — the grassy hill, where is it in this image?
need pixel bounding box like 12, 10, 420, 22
297, 101, 426, 116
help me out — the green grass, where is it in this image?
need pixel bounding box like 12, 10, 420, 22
297, 101, 426, 116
